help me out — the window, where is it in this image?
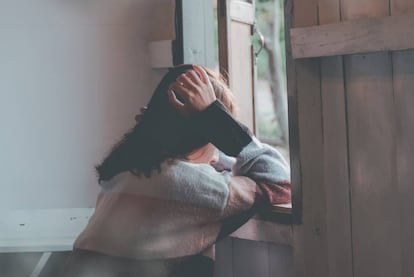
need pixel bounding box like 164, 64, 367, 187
175, 0, 299, 223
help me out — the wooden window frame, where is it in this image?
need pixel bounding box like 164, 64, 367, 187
174, 0, 301, 225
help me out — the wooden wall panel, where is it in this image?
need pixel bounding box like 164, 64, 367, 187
214, 238, 294, 277
345, 52, 401, 277
295, 58, 328, 277
317, 1, 354, 277
391, 0, 414, 14
341, 2, 402, 277
391, 2, 414, 277
232, 239, 269, 277
269, 244, 294, 277
291, 0, 329, 276
341, 0, 390, 20
393, 50, 414, 277
320, 56, 353, 277
290, 0, 414, 276
214, 238, 233, 277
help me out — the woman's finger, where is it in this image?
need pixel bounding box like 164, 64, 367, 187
170, 82, 192, 100
177, 73, 198, 91
168, 89, 186, 114
185, 70, 202, 86
192, 64, 209, 84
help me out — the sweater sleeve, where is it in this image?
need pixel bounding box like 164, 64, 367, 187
212, 138, 291, 240
196, 100, 291, 210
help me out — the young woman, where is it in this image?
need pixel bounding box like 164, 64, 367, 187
60, 64, 291, 277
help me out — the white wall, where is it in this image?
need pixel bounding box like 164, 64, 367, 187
0, 0, 173, 210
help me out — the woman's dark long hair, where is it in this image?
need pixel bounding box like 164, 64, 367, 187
96, 64, 236, 182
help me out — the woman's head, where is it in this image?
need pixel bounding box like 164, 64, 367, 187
96, 64, 236, 181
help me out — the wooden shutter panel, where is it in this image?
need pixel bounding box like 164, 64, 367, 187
218, 0, 256, 133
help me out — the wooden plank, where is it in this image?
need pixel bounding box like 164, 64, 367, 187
284, 2, 306, 277
218, 0, 255, 131
345, 52, 401, 277
229, 218, 292, 245
392, 49, 414, 277
320, 56, 353, 277
318, 1, 354, 277
230, 1, 255, 25
291, 0, 328, 276
214, 238, 233, 277
268, 244, 294, 277
291, 14, 414, 58
318, 0, 340, 24
391, 2, 414, 277
342, 2, 402, 277
232, 239, 269, 277
295, 57, 328, 277
229, 20, 255, 130
391, 0, 414, 14
284, 0, 302, 226
293, 0, 318, 27
218, 0, 231, 79
341, 0, 389, 20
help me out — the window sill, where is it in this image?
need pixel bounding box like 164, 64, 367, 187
229, 204, 293, 246
257, 203, 293, 224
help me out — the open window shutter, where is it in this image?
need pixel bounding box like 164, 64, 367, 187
218, 0, 256, 133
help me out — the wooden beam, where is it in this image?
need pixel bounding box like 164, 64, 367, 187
291, 14, 414, 58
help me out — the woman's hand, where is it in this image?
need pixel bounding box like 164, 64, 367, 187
167, 65, 216, 116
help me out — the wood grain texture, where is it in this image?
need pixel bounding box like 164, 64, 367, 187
342, 2, 402, 277
228, 21, 255, 131
317, 1, 354, 277
392, 50, 414, 277
292, 0, 328, 276
291, 14, 414, 58
217, 0, 230, 80
345, 52, 402, 277
232, 239, 269, 277
341, 0, 389, 20
318, 0, 340, 24
230, 218, 292, 245
268, 244, 294, 277
296, 58, 329, 277
214, 238, 233, 277
391, 2, 414, 277
284, 2, 306, 276
284, 0, 302, 225
293, 0, 318, 27
391, 0, 414, 14
320, 56, 354, 277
